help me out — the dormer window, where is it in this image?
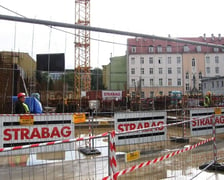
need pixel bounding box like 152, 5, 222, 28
196, 46, 201, 52
166, 45, 172, 53
148, 46, 154, 53
184, 45, 189, 52
157, 45, 162, 53
214, 47, 219, 52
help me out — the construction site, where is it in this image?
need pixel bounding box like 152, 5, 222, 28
1, 0, 224, 180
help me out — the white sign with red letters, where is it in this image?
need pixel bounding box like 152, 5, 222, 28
102, 91, 122, 100
0, 114, 74, 155
190, 108, 224, 136
114, 111, 166, 145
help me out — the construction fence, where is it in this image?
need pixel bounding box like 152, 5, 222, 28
0, 107, 223, 180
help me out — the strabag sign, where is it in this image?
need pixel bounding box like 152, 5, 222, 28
114, 111, 166, 145
102, 91, 122, 100
0, 114, 74, 156
190, 108, 224, 136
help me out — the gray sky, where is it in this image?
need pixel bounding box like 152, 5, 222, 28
0, 0, 224, 69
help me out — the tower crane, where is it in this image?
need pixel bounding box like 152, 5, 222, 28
74, 0, 91, 99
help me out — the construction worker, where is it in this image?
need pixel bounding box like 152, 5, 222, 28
14, 92, 30, 114
204, 91, 211, 107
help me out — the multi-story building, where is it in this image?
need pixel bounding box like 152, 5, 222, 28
102, 55, 127, 91
127, 34, 224, 98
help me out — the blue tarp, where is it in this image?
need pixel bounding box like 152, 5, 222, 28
12, 96, 43, 113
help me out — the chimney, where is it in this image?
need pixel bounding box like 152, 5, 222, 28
211, 34, 215, 41
203, 33, 206, 40
218, 33, 221, 40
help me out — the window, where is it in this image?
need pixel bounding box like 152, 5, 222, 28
168, 67, 172, 74
150, 91, 154, 98
157, 45, 162, 52
177, 67, 181, 74
159, 91, 163, 96
192, 58, 195, 67
168, 57, 172, 64
215, 67, 219, 74
149, 57, 153, 64
206, 67, 210, 74
131, 46, 136, 53
222, 81, 224, 87
131, 79, 135, 86
131, 68, 135, 74
141, 91, 145, 99
150, 79, 154, 86
177, 78, 181, 86
159, 68, 163, 74
166, 45, 172, 53
184, 45, 189, 52
199, 72, 202, 79
215, 56, 219, 63
140, 57, 144, 64
212, 82, 214, 88
206, 56, 210, 64
214, 47, 219, 52
204, 83, 206, 89
168, 78, 172, 86
131, 57, 135, 65
177, 57, 181, 64
149, 46, 154, 53
149, 68, 153, 74
199, 83, 202, 91
196, 46, 201, 52
158, 58, 162, 64
186, 72, 189, 79
159, 78, 163, 86
141, 79, 144, 86
141, 68, 144, 74
186, 83, 190, 91
217, 81, 219, 88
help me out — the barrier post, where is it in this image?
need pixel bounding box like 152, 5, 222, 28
213, 109, 218, 163
108, 130, 117, 179
199, 107, 224, 171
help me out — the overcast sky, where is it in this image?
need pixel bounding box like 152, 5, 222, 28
0, 0, 224, 69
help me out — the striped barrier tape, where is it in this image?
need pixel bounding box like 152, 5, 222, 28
102, 137, 214, 180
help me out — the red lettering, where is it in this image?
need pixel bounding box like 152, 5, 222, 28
137, 123, 143, 129
144, 122, 149, 128
30, 128, 41, 139
21, 128, 29, 140
42, 127, 50, 138
118, 124, 124, 131
3, 129, 11, 141
3, 126, 72, 141
61, 126, 71, 137
157, 121, 164, 130
123, 124, 130, 131
130, 123, 136, 130
50, 127, 60, 138
12, 129, 20, 140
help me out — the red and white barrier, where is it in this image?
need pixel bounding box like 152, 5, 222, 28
103, 137, 214, 180
0, 113, 74, 155
109, 131, 117, 176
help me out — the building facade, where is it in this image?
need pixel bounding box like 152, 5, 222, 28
102, 55, 127, 91
127, 34, 224, 98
